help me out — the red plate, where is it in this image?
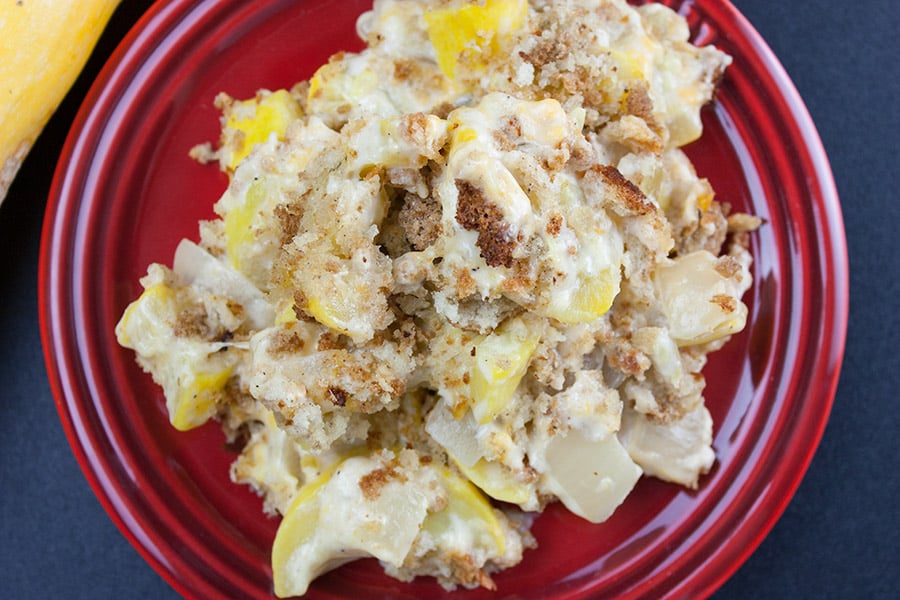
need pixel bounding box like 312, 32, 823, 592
40, 0, 848, 598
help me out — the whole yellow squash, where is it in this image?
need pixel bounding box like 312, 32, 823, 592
0, 0, 120, 203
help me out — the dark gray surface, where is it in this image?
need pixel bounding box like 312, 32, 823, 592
1, 1, 897, 598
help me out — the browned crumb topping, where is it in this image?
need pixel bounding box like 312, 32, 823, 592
454, 179, 516, 268
517, 39, 568, 69
188, 142, 217, 164
399, 192, 442, 250
558, 65, 607, 111
393, 58, 416, 82
499, 273, 534, 296
454, 267, 478, 298
291, 290, 308, 321
545, 214, 563, 236
714, 255, 742, 279
174, 306, 211, 339
268, 329, 306, 355
646, 387, 693, 425
680, 200, 728, 255
430, 102, 455, 119
624, 82, 659, 130
710, 293, 737, 313
274, 202, 303, 246
592, 165, 655, 216
358, 463, 407, 500
327, 386, 348, 407
727, 212, 763, 233
493, 115, 522, 151
225, 300, 244, 318
444, 551, 497, 591
316, 331, 347, 351
607, 344, 649, 376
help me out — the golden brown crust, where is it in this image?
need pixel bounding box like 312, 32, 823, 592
727, 212, 763, 233
517, 40, 568, 70
443, 552, 497, 591
454, 179, 516, 268
174, 306, 211, 339
358, 461, 407, 501
591, 164, 655, 216
679, 200, 728, 255
399, 192, 442, 250
607, 344, 650, 376
624, 82, 656, 126
327, 386, 348, 407
393, 58, 416, 82
274, 202, 303, 246
268, 329, 307, 355
714, 255, 742, 279
710, 293, 737, 313
492, 115, 522, 151
454, 267, 477, 299
316, 332, 347, 351
545, 213, 563, 236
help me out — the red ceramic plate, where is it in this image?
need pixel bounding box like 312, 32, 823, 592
40, 0, 848, 598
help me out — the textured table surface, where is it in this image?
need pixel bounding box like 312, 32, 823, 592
1, 1, 897, 598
